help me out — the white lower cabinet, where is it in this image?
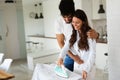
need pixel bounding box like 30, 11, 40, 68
95, 43, 108, 70
27, 49, 60, 70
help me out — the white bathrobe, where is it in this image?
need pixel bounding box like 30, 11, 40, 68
59, 31, 96, 80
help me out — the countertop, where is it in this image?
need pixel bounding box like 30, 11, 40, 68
28, 35, 107, 43
28, 35, 56, 39
96, 38, 107, 43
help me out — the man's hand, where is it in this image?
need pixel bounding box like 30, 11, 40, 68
56, 58, 63, 66
87, 29, 99, 39
82, 70, 87, 80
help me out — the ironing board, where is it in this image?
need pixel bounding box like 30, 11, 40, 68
32, 63, 82, 80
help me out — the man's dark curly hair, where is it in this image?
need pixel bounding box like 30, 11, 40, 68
59, 0, 75, 16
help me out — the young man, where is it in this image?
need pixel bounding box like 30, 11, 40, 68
55, 0, 98, 71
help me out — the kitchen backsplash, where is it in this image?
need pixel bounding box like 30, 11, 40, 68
92, 19, 107, 42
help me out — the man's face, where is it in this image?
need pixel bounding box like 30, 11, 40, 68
63, 15, 72, 24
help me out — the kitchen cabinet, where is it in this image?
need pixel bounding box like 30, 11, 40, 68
0, 11, 6, 53
0, 2, 26, 59
95, 43, 108, 70
26, 37, 60, 70
27, 36, 59, 51
27, 49, 60, 70
92, 0, 106, 19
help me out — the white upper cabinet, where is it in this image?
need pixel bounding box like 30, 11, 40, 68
92, 0, 106, 19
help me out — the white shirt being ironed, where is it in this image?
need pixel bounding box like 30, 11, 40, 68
59, 31, 96, 74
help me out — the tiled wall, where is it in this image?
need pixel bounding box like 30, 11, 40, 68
92, 19, 107, 39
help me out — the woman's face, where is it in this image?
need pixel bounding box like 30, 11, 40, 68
72, 17, 83, 30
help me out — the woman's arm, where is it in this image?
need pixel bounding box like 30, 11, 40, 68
57, 38, 84, 65
81, 39, 96, 73
68, 50, 84, 64
57, 39, 70, 65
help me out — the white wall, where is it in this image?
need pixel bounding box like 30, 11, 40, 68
82, 0, 93, 26
107, 0, 120, 79
22, 0, 44, 38
43, 0, 60, 37
74, 0, 82, 10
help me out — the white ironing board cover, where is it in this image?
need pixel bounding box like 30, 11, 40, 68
32, 63, 82, 80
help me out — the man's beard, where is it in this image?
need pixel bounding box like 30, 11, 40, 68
66, 21, 71, 24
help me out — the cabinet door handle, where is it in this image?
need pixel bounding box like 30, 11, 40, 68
104, 53, 108, 56
5, 25, 9, 37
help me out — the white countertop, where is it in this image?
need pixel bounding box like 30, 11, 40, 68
27, 48, 60, 58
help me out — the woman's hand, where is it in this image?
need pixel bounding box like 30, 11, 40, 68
56, 58, 63, 66
82, 70, 87, 80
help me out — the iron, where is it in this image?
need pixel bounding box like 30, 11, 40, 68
54, 65, 69, 78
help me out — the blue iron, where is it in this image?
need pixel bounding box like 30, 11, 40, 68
54, 65, 69, 78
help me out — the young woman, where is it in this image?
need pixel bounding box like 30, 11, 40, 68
57, 9, 96, 80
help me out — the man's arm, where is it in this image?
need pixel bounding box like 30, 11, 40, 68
56, 34, 67, 66
87, 29, 99, 39
56, 34, 65, 48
